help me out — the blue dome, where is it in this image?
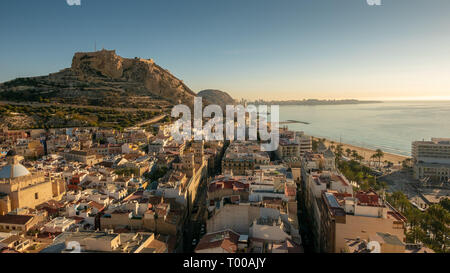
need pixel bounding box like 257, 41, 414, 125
0, 164, 31, 179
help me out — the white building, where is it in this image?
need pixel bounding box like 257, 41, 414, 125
43, 217, 76, 233
412, 138, 450, 182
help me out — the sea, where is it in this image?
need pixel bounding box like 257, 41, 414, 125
278, 101, 450, 156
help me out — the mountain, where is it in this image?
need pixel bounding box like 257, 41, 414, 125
0, 49, 197, 109
197, 89, 235, 109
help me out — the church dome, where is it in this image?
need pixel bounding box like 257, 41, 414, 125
0, 152, 31, 179
0, 163, 31, 179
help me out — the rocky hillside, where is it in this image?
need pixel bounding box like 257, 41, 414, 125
0, 49, 197, 109
197, 89, 235, 109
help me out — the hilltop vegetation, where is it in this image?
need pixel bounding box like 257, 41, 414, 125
0, 104, 158, 130
0, 49, 205, 130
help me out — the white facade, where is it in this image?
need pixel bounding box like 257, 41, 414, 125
43, 217, 76, 233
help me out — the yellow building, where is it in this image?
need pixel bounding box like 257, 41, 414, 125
0, 152, 66, 215
62, 150, 101, 166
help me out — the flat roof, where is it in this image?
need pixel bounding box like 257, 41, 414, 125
0, 215, 34, 225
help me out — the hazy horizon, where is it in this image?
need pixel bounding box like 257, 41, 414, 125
1, 0, 449, 101
245, 96, 450, 102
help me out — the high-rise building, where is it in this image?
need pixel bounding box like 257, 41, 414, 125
412, 138, 450, 182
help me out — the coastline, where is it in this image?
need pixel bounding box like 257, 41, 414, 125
314, 137, 410, 164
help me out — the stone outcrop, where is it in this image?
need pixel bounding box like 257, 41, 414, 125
0, 49, 197, 108
70, 49, 197, 105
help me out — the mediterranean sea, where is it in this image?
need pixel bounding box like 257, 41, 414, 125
279, 101, 450, 156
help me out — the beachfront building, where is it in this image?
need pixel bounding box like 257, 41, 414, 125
295, 132, 312, 156
412, 138, 450, 183
276, 138, 300, 160
276, 129, 312, 161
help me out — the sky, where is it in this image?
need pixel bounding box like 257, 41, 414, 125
0, 0, 449, 101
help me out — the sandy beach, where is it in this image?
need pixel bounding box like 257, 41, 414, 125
315, 137, 410, 165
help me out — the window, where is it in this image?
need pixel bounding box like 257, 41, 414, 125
35, 193, 39, 199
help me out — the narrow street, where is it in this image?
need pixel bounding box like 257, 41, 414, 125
183, 177, 208, 253
297, 187, 314, 253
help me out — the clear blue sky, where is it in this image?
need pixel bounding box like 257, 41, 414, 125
1, 0, 449, 100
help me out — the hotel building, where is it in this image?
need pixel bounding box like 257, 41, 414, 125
412, 138, 450, 183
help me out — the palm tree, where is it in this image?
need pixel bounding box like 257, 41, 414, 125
407, 226, 427, 244
370, 154, 377, 167
386, 161, 393, 169
374, 149, 384, 168
335, 144, 344, 160
345, 148, 352, 157
351, 150, 359, 161
426, 205, 449, 252
356, 155, 364, 164
402, 158, 412, 169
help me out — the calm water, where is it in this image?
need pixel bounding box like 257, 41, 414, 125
279, 101, 450, 156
